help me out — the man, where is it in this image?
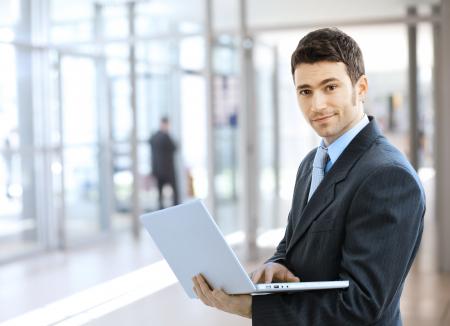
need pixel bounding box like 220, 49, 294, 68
149, 117, 179, 209
192, 27, 425, 325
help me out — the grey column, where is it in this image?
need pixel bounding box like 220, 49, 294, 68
407, 7, 420, 170
15, 0, 37, 240
238, 0, 259, 261
94, 3, 113, 231
128, 2, 140, 238
205, 0, 216, 215
435, 0, 450, 272
31, 0, 52, 249
56, 53, 67, 249
272, 46, 281, 228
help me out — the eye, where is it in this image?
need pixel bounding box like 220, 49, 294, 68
298, 89, 312, 96
326, 84, 338, 91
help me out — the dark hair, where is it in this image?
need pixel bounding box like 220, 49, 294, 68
291, 27, 365, 85
161, 116, 169, 124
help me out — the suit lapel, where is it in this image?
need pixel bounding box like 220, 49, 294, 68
286, 117, 382, 253
296, 162, 313, 215
287, 168, 344, 253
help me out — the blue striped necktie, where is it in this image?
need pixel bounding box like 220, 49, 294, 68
308, 145, 329, 201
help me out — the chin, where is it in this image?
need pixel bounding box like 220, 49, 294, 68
315, 127, 333, 138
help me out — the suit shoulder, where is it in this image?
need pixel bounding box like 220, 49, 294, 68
360, 137, 423, 190
364, 136, 413, 170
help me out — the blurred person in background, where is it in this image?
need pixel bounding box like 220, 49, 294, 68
149, 117, 179, 210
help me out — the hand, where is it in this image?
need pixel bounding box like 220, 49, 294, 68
250, 262, 300, 284
192, 274, 252, 319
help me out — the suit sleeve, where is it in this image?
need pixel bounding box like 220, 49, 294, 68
265, 210, 291, 266
252, 164, 425, 325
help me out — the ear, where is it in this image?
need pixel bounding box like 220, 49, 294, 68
356, 75, 368, 102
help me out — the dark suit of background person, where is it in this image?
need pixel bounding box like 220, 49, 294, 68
149, 117, 179, 209
252, 115, 425, 326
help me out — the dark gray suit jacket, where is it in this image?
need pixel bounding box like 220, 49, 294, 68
149, 130, 177, 180
252, 117, 425, 326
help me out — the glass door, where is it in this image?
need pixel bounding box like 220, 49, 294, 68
56, 54, 107, 245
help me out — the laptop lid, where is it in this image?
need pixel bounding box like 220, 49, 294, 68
140, 200, 256, 298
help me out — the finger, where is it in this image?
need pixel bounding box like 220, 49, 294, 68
251, 267, 264, 283
192, 277, 209, 304
213, 288, 228, 300
192, 276, 213, 306
193, 286, 202, 301
211, 289, 228, 309
197, 274, 213, 291
196, 274, 217, 305
264, 267, 274, 284
285, 270, 301, 282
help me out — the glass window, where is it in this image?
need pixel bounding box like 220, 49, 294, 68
136, 0, 204, 37
50, 1, 94, 44
59, 55, 103, 244
135, 2, 171, 37
180, 75, 207, 199
180, 37, 205, 71
417, 23, 434, 169
0, 44, 40, 261
254, 43, 278, 236
0, 0, 20, 26
136, 41, 172, 66
345, 25, 410, 156
103, 6, 129, 40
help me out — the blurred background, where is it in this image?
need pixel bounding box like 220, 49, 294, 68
0, 0, 449, 325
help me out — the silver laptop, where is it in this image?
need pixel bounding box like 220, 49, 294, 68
140, 199, 349, 299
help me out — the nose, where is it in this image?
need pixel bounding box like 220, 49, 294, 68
311, 92, 327, 112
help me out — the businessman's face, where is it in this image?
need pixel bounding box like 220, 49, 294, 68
294, 61, 368, 146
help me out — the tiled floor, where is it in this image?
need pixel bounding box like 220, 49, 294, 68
0, 175, 449, 325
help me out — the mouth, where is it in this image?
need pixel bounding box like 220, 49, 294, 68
312, 114, 335, 122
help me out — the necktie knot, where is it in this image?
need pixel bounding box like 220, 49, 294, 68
313, 146, 329, 170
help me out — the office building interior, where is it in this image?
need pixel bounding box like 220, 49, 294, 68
1, 0, 450, 325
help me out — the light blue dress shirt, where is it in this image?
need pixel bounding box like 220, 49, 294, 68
321, 115, 370, 173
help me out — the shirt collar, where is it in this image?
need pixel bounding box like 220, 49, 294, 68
320, 114, 370, 166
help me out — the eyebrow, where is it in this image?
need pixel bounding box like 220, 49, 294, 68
296, 78, 340, 91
